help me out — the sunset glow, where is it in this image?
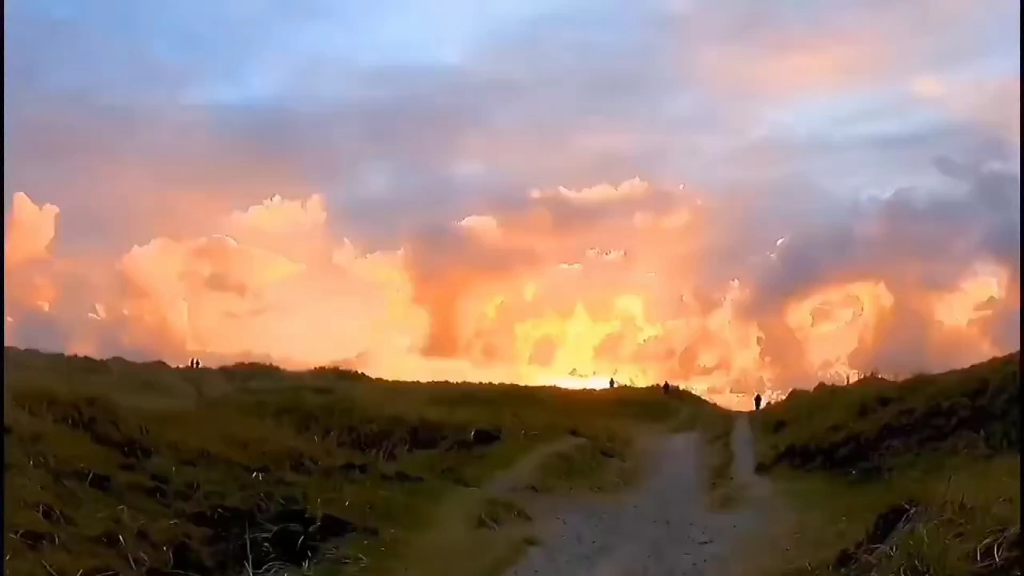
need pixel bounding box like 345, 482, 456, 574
4, 0, 1019, 409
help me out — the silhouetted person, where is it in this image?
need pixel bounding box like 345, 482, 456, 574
609, 377, 616, 389
754, 393, 762, 411
662, 381, 670, 395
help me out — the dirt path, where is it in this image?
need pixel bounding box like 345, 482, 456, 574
730, 415, 772, 501
504, 415, 770, 576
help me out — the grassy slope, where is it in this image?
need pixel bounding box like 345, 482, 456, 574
3, 347, 722, 576
700, 411, 738, 511
749, 352, 1021, 576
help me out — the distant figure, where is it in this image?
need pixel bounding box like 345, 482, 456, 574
609, 377, 616, 389
754, 393, 762, 411
188, 357, 202, 369
662, 381, 670, 395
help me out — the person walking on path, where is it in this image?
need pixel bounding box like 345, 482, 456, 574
754, 393, 762, 411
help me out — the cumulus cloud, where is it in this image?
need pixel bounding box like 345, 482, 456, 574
5, 192, 59, 268
749, 159, 1020, 381
5, 160, 1019, 407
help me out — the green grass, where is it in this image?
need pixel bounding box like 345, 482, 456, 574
702, 414, 739, 511
754, 455, 1020, 575
3, 347, 715, 576
362, 489, 537, 576
747, 352, 1021, 575
753, 352, 1020, 475
530, 432, 638, 494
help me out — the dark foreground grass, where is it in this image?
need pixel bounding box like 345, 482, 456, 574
530, 433, 638, 494
699, 410, 737, 511
3, 347, 716, 576
749, 352, 1021, 576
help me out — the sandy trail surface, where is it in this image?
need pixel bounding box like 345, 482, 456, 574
505, 416, 770, 576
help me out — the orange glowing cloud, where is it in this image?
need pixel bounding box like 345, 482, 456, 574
785, 281, 895, 381
5, 192, 59, 268
110, 194, 429, 369
529, 177, 652, 205
933, 263, 1008, 329
927, 262, 1013, 360
3, 171, 1019, 410
5, 192, 63, 334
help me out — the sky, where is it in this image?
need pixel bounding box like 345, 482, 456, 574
4, 0, 1021, 408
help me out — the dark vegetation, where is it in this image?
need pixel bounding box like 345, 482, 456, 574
753, 352, 1021, 576
702, 412, 738, 510
3, 347, 712, 576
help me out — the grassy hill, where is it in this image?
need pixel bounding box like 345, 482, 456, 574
751, 352, 1021, 576
7, 346, 1017, 576
2, 347, 723, 576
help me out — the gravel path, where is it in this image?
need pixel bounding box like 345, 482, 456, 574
505, 416, 769, 576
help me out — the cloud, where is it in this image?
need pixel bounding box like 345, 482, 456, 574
6, 157, 1018, 408
5, 192, 59, 267
3, 0, 1020, 407
686, 0, 1008, 104
530, 177, 652, 205
749, 159, 1020, 381
912, 76, 1021, 147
